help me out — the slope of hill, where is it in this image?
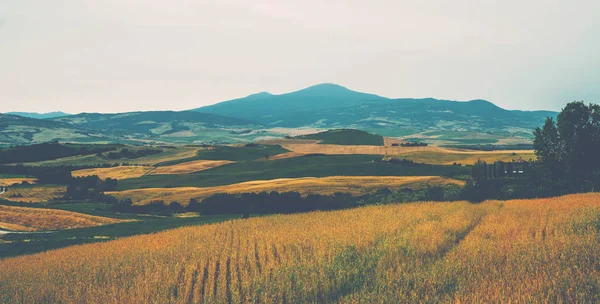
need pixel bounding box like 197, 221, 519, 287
193, 83, 557, 137
6, 111, 70, 119
0, 114, 112, 147
1, 193, 597, 302
53, 111, 257, 133
295, 129, 384, 146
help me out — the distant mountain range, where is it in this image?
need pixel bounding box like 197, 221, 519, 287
1, 83, 558, 146
7, 111, 70, 119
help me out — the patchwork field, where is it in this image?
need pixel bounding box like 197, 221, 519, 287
1, 193, 597, 303
12, 146, 203, 167
149, 160, 235, 175
2, 186, 67, 203
108, 176, 464, 205
0, 205, 126, 232
115, 155, 470, 190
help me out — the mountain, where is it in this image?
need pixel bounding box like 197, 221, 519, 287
193, 84, 558, 137
6, 111, 70, 119
194, 83, 387, 123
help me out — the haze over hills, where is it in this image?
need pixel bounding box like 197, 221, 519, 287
1, 83, 558, 146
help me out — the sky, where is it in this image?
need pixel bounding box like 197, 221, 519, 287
1, 0, 599, 114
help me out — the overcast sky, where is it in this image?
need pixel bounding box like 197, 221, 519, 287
1, 0, 598, 113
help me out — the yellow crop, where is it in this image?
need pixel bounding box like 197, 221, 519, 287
0, 193, 598, 303
0, 205, 127, 231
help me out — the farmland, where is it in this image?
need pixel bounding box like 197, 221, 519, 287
115, 154, 470, 190
72, 166, 153, 179
108, 176, 464, 205
0, 205, 126, 231
0, 193, 597, 303
2, 185, 67, 203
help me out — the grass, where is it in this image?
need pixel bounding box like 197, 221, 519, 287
116, 155, 470, 190
296, 129, 385, 146
156, 145, 289, 165
0, 205, 126, 231
108, 176, 465, 205
0, 193, 597, 302
2, 185, 67, 203
385, 150, 536, 165
12, 146, 202, 166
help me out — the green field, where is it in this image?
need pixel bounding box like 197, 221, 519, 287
297, 129, 384, 146
117, 155, 469, 190
156, 144, 288, 165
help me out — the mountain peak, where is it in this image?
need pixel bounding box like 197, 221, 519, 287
297, 83, 350, 93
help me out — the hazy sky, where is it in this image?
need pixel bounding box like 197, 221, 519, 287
1, 1, 599, 113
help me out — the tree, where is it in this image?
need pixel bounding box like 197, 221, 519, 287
534, 101, 600, 181
533, 117, 564, 176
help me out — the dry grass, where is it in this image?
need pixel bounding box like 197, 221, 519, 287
72, 166, 154, 180
385, 149, 537, 165
279, 142, 436, 155
107, 176, 465, 205
262, 139, 535, 163
0, 205, 126, 231
0, 178, 37, 186
149, 160, 234, 175
259, 152, 307, 161
0, 193, 597, 303
3, 186, 67, 203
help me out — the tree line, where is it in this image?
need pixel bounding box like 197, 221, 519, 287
464, 101, 600, 201
110, 185, 462, 216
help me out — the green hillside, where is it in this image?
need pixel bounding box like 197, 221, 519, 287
296, 129, 384, 146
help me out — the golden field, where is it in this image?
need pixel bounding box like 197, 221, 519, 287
0, 205, 126, 231
384, 150, 536, 165
2, 186, 67, 203
266, 139, 535, 165
0, 193, 598, 303
0, 177, 37, 186
108, 176, 463, 205
72, 166, 154, 180
149, 160, 235, 175
72, 160, 234, 180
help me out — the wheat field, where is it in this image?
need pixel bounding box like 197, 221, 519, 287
0, 205, 126, 231
384, 150, 537, 165
2, 186, 67, 203
0, 193, 598, 303
0, 177, 37, 186
72, 166, 154, 180
107, 176, 463, 205
149, 160, 235, 175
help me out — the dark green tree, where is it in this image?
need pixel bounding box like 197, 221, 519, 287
534, 102, 600, 181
